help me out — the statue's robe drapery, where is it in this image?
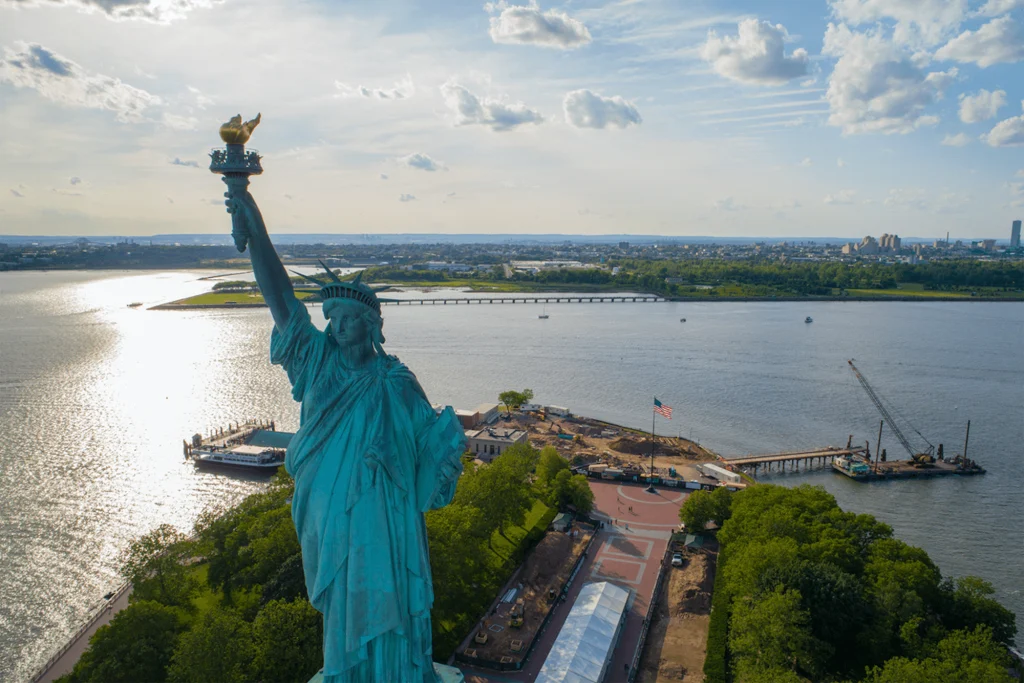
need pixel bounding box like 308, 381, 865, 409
271, 303, 465, 683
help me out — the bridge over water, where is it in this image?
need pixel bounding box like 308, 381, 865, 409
379, 295, 665, 306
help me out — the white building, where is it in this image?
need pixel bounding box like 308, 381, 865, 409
465, 426, 529, 462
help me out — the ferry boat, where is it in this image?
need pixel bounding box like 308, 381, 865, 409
184, 420, 292, 471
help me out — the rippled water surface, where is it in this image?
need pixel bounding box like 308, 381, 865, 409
1, 270, 1022, 680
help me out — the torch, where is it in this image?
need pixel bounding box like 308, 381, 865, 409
209, 113, 262, 252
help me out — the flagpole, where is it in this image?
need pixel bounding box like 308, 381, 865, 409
647, 397, 657, 493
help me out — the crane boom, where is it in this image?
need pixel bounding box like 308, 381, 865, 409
847, 360, 927, 460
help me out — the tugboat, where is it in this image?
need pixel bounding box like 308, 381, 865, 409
805, 316, 813, 323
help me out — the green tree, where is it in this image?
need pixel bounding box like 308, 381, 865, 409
729, 587, 830, 680
118, 524, 198, 609
63, 600, 186, 683
864, 626, 1014, 683
535, 446, 569, 490
167, 608, 255, 683
498, 388, 534, 416
549, 470, 595, 513
940, 576, 1017, 646
253, 599, 323, 683
678, 487, 732, 533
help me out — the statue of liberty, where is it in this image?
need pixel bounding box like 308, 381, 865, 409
217, 121, 465, 682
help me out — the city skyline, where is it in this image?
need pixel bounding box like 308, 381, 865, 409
1, 0, 1024, 238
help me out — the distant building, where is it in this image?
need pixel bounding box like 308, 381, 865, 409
618, 241, 630, 249
879, 234, 901, 251
465, 426, 528, 462
423, 261, 472, 272
1012, 220, 1021, 248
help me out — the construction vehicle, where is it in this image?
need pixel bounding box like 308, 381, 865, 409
848, 360, 937, 468
509, 599, 525, 628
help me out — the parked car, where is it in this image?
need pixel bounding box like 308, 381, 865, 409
671, 553, 684, 567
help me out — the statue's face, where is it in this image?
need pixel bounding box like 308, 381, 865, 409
325, 300, 371, 348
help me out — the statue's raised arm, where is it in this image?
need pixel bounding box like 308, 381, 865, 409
224, 188, 297, 330
210, 113, 296, 330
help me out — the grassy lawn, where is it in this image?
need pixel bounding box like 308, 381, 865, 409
488, 499, 556, 565
189, 563, 221, 614
846, 288, 972, 298
167, 290, 317, 306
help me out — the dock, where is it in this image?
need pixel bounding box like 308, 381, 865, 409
723, 447, 869, 473
832, 458, 986, 481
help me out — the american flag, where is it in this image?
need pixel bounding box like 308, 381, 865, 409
653, 398, 672, 419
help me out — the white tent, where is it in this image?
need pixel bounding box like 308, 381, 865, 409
536, 581, 631, 683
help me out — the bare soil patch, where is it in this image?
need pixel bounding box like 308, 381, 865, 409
637, 541, 719, 683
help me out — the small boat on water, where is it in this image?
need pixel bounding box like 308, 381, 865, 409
538, 305, 549, 319
805, 316, 813, 323
128, 302, 143, 308
680, 318, 686, 322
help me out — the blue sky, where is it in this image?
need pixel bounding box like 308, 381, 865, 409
1, 0, 1022, 238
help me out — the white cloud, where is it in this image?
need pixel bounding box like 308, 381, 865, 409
701, 19, 809, 85
488, 3, 591, 49
959, 89, 1006, 123
976, 0, 1024, 17
712, 197, 745, 211
170, 157, 200, 168
398, 153, 445, 172
823, 189, 857, 204
69, 176, 81, 185
884, 187, 928, 209
941, 132, 971, 146
822, 24, 957, 135
837, 157, 846, 167
828, 0, 969, 46
162, 113, 198, 130
335, 75, 414, 100
398, 193, 417, 202
440, 80, 543, 132
935, 16, 1024, 67
186, 85, 213, 109
10, 188, 25, 198
0, 42, 159, 122
1, 0, 221, 23
799, 157, 813, 166
379, 173, 389, 180
983, 101, 1024, 147
563, 89, 641, 129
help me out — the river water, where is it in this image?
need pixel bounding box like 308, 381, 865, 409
1, 270, 1021, 680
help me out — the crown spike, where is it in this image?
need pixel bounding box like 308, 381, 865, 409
318, 260, 344, 284
352, 271, 363, 286
290, 270, 325, 287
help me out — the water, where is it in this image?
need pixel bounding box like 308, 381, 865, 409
1, 270, 1022, 680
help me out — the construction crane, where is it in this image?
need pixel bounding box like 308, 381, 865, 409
847, 360, 935, 466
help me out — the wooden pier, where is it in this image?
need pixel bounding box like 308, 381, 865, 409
723, 447, 869, 473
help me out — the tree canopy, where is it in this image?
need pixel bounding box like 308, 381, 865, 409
498, 388, 534, 415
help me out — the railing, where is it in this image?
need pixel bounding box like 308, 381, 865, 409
30, 581, 131, 682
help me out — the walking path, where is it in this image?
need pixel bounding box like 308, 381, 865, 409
32, 585, 133, 683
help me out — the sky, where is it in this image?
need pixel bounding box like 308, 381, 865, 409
1, 0, 1023, 239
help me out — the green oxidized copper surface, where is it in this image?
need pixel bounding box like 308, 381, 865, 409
213, 116, 466, 682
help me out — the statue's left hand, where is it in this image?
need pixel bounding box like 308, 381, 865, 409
224, 186, 256, 253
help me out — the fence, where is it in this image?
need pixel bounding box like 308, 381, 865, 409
30, 581, 131, 682
627, 545, 673, 682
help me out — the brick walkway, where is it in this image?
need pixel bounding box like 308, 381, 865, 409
461, 481, 686, 683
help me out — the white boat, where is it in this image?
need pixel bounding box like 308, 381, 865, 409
185, 421, 292, 471
539, 304, 549, 319
191, 444, 285, 470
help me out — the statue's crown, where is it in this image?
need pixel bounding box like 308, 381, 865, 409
293, 262, 389, 315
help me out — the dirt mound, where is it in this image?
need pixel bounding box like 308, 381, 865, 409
524, 533, 573, 585
610, 437, 688, 458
